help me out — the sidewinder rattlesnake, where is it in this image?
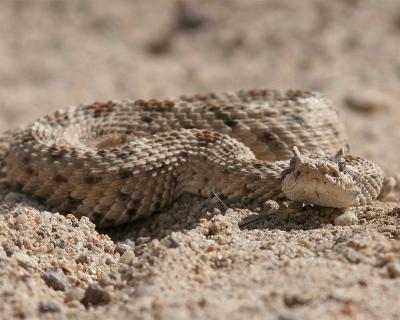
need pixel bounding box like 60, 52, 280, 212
0, 89, 384, 227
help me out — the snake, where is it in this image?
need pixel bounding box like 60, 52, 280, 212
0, 89, 384, 227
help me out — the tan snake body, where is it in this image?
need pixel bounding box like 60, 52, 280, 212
0, 89, 384, 227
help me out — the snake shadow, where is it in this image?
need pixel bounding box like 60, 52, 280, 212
238, 206, 342, 232
102, 194, 342, 242
102, 193, 225, 242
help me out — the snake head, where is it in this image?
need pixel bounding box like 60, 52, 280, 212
281, 146, 361, 208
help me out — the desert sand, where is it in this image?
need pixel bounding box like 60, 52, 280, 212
0, 1, 399, 319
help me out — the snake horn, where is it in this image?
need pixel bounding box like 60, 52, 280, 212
292, 146, 304, 160
332, 147, 345, 162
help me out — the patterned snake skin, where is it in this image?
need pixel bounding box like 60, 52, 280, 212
0, 89, 384, 226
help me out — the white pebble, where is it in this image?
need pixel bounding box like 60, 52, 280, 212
15, 213, 28, 227
13, 252, 38, 270
40, 211, 53, 224
120, 250, 135, 264
334, 211, 359, 226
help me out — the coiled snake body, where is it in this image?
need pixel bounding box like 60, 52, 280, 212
0, 89, 384, 227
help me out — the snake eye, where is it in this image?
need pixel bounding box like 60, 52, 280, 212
338, 161, 346, 171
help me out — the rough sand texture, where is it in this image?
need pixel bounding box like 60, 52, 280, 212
0, 1, 399, 319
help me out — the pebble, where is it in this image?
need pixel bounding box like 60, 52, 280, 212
207, 221, 223, 235
212, 208, 221, 215
263, 200, 280, 211
387, 261, 400, 278
60, 259, 77, 273
40, 211, 53, 224
175, 0, 208, 31
283, 293, 313, 307
65, 287, 86, 303
119, 250, 135, 264
38, 301, 61, 313
13, 252, 38, 270
33, 213, 44, 225
345, 92, 389, 113
76, 254, 90, 264
15, 213, 29, 227
334, 211, 359, 226
278, 314, 304, 320
115, 243, 131, 255
81, 283, 112, 307
189, 241, 200, 252
169, 232, 181, 248
41, 268, 69, 291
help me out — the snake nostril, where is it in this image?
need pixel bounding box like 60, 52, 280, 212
331, 171, 338, 178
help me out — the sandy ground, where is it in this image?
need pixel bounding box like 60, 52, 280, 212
0, 1, 399, 319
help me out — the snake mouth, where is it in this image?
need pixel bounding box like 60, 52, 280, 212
281, 147, 361, 208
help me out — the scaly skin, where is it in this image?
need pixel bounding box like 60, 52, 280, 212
0, 89, 383, 227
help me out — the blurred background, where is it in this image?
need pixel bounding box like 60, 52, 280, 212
0, 0, 399, 173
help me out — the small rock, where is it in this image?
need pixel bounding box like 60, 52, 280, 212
40, 211, 53, 224
60, 259, 77, 273
119, 250, 135, 264
76, 254, 90, 264
263, 200, 280, 211
2, 241, 16, 256
115, 243, 130, 255
208, 221, 223, 235
278, 315, 304, 320
345, 92, 389, 113
15, 213, 29, 227
99, 275, 116, 287
283, 293, 313, 307
189, 241, 200, 252
383, 253, 397, 263
341, 301, 357, 316
364, 210, 376, 220
387, 261, 400, 278
175, 0, 208, 31
42, 268, 69, 291
212, 208, 221, 215
65, 287, 85, 303
13, 252, 38, 270
334, 211, 359, 226
147, 35, 173, 55
23, 239, 33, 250
341, 247, 361, 264
33, 213, 44, 225
38, 302, 61, 313
81, 283, 112, 307
169, 232, 181, 248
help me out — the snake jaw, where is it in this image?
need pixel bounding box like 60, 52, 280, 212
281, 146, 361, 208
